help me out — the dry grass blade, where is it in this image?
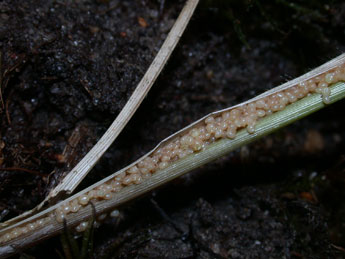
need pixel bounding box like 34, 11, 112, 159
46, 0, 200, 200
0, 0, 199, 228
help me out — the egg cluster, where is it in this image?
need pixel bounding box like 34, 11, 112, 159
1, 65, 344, 243
74, 210, 119, 233
0, 216, 50, 243
48, 66, 345, 231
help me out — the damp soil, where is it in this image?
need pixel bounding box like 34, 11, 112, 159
1, 0, 345, 258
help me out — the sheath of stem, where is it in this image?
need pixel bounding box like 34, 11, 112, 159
0, 81, 344, 259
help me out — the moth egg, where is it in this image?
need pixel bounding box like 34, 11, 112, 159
255, 100, 265, 109
308, 83, 317, 92
113, 185, 123, 193
88, 190, 97, 199
138, 160, 146, 168
105, 184, 113, 192
128, 166, 139, 174
75, 221, 88, 232
152, 156, 159, 164
62, 203, 71, 214
166, 142, 174, 150
111, 180, 121, 187
208, 136, 216, 144
226, 128, 236, 139
55, 210, 66, 223
161, 155, 170, 162
21, 227, 28, 234
301, 84, 309, 95
222, 112, 230, 120
322, 95, 331, 104
140, 167, 149, 175
97, 188, 107, 198
173, 141, 180, 149
318, 82, 328, 89
178, 150, 187, 159
248, 103, 257, 113
12, 230, 19, 238
132, 174, 143, 184
307, 78, 315, 85
146, 162, 155, 171
248, 113, 257, 122
279, 94, 289, 104
215, 116, 222, 123
228, 123, 236, 131
275, 91, 283, 98
278, 103, 286, 111
110, 209, 120, 218
281, 94, 289, 104
314, 76, 321, 81
201, 142, 208, 149
36, 219, 45, 227
146, 156, 156, 165
214, 129, 223, 139
321, 87, 331, 97
154, 148, 162, 156
333, 70, 341, 81
291, 86, 299, 96
286, 92, 297, 103
272, 104, 280, 111
164, 149, 171, 158
219, 121, 228, 130
199, 126, 206, 134
159, 162, 168, 169
268, 98, 276, 107
203, 131, 211, 140
231, 108, 241, 117
298, 81, 306, 87
190, 128, 200, 138
78, 195, 89, 205
170, 149, 178, 158
335, 68, 345, 80
235, 117, 246, 127
115, 172, 125, 181
122, 175, 133, 186
247, 124, 256, 134
142, 172, 152, 178
256, 110, 265, 117
192, 140, 202, 151
296, 90, 305, 99
180, 135, 193, 146
104, 192, 113, 200
28, 223, 36, 231
325, 73, 334, 84
205, 116, 215, 124
70, 201, 81, 213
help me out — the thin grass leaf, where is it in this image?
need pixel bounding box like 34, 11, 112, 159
80, 206, 95, 259
63, 220, 80, 259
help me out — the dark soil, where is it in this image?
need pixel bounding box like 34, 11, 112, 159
1, 0, 345, 258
